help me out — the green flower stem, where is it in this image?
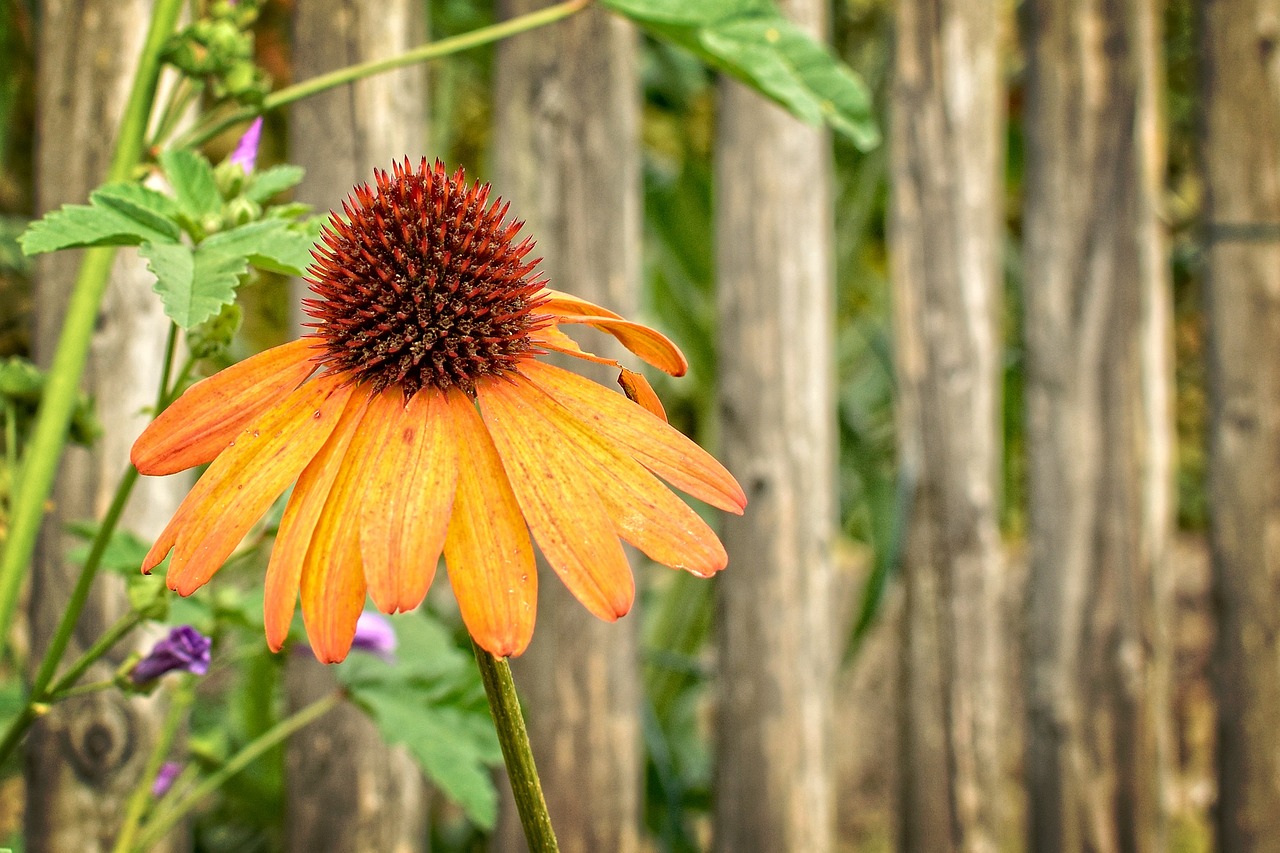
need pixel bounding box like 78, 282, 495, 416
175, 0, 592, 151
128, 692, 342, 853
29, 466, 141, 699
47, 610, 145, 698
112, 679, 195, 853
0, 327, 182, 766
0, 0, 185, 663
471, 639, 559, 852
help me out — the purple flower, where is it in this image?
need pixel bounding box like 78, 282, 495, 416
152, 761, 182, 797
229, 117, 263, 173
131, 626, 212, 683
350, 612, 397, 661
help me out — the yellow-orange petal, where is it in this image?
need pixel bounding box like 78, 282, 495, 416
503, 373, 727, 576
162, 374, 354, 596
355, 388, 457, 614
132, 339, 318, 475
478, 378, 634, 622
441, 389, 536, 658
520, 360, 747, 513
618, 368, 666, 422
537, 289, 688, 376
300, 400, 373, 664
264, 390, 369, 651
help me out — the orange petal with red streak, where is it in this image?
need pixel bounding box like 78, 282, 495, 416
478, 378, 633, 622
264, 391, 369, 651
537, 289, 688, 376
442, 389, 536, 658
504, 374, 727, 576
521, 360, 746, 513
162, 375, 354, 596
299, 402, 373, 664
357, 388, 457, 614
132, 339, 318, 475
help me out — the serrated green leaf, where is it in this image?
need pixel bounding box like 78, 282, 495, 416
142, 238, 249, 329
246, 164, 305, 202
20, 182, 182, 254
94, 183, 184, 235
161, 149, 223, 218
200, 218, 320, 277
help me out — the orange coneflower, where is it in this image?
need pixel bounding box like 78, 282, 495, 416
132, 158, 745, 662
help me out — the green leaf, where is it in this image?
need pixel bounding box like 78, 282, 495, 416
337, 615, 502, 827
143, 239, 242, 329
246, 164, 306, 202
20, 182, 182, 254
65, 522, 154, 574
602, 0, 879, 148
602, 0, 768, 26
701, 18, 879, 148
160, 149, 222, 218
205, 217, 321, 277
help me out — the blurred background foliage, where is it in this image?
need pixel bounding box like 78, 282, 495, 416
0, 0, 1210, 848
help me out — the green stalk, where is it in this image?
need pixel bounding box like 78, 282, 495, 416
112, 680, 195, 853
47, 610, 145, 698
471, 640, 559, 852
174, 0, 592, 151
128, 692, 341, 853
0, 326, 179, 765
0, 0, 185, 662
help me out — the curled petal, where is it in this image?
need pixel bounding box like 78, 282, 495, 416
133, 339, 318, 475
442, 389, 536, 658
157, 375, 353, 596
478, 378, 633, 622
521, 360, 746, 513
618, 368, 666, 422
536, 289, 688, 376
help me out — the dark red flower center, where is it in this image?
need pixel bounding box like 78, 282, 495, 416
304, 158, 548, 397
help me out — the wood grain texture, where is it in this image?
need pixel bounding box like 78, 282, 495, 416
490, 5, 644, 851
711, 0, 835, 847
285, 2, 429, 851
1199, 0, 1280, 848
888, 0, 1007, 850
27, 2, 186, 851
1022, 0, 1173, 849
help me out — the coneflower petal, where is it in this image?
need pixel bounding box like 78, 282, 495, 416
618, 368, 666, 421
520, 361, 747, 513
538, 290, 688, 377
132, 339, 318, 475
163, 374, 355, 596
478, 379, 634, 622
300, 400, 373, 664
264, 391, 369, 651
357, 388, 457, 614
503, 374, 726, 577
442, 389, 536, 658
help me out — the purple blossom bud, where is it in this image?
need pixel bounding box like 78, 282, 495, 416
229, 117, 263, 173
350, 612, 397, 661
131, 626, 212, 683
152, 761, 182, 797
